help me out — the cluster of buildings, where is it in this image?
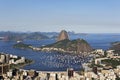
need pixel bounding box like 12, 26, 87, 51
31, 46, 90, 55
81, 63, 120, 80
31, 46, 74, 54
0, 52, 28, 80
0, 67, 83, 80
31, 47, 65, 52
81, 49, 120, 80
1, 48, 120, 80
0, 52, 25, 65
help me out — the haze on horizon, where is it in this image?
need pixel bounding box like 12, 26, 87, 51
0, 0, 120, 33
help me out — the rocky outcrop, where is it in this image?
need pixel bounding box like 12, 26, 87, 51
76, 39, 93, 53
109, 42, 120, 54
110, 42, 120, 51
57, 30, 69, 42
110, 42, 120, 50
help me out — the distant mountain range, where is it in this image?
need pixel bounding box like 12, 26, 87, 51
0, 32, 49, 41
0, 31, 88, 41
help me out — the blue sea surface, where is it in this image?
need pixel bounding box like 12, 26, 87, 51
0, 34, 120, 71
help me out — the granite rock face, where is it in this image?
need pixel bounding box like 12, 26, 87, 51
57, 30, 69, 41
76, 39, 93, 53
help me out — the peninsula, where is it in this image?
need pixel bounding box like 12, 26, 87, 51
13, 30, 93, 54
41, 39, 93, 53
13, 42, 32, 49
40, 30, 93, 53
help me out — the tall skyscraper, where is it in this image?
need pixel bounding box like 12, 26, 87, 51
5, 54, 10, 64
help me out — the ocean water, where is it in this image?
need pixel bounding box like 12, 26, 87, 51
0, 34, 120, 71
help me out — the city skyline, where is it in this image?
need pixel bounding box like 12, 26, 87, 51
0, 0, 120, 33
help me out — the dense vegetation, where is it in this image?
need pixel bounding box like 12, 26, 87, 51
43, 39, 93, 52
13, 43, 32, 49
101, 58, 120, 68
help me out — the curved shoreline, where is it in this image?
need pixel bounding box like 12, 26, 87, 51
10, 59, 34, 69
19, 60, 34, 68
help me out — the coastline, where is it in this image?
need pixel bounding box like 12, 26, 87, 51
10, 59, 34, 69
19, 60, 34, 68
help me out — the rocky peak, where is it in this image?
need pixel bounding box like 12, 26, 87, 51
57, 30, 69, 42
76, 39, 93, 53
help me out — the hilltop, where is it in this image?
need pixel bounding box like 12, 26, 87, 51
42, 39, 93, 53
57, 30, 69, 41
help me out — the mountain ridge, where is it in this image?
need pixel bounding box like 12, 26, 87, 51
43, 39, 93, 53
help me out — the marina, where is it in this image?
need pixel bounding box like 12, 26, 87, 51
0, 34, 120, 71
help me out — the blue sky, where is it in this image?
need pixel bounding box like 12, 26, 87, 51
0, 0, 120, 33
